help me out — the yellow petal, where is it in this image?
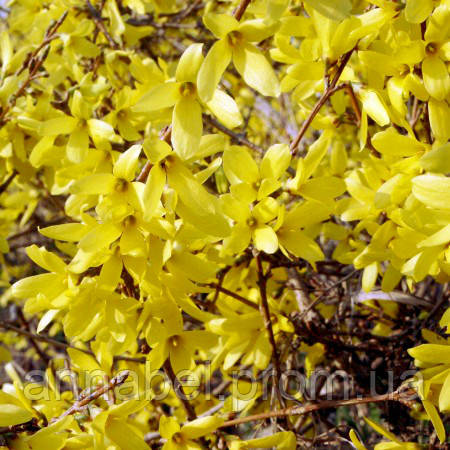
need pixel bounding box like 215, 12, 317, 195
424, 4, 450, 43
12, 273, 65, 300
362, 262, 378, 293
439, 372, 450, 412
203, 13, 238, 39
223, 223, 252, 254
279, 230, 324, 263
359, 89, 390, 126
88, 119, 119, 146
0, 404, 33, 427
132, 82, 180, 112
428, 99, 450, 143
422, 56, 450, 101
283, 200, 332, 230
418, 224, 450, 248
260, 144, 291, 180
70, 173, 116, 195
253, 225, 278, 254
372, 127, 424, 157
197, 39, 232, 102
408, 344, 450, 364
159, 416, 180, 439
364, 417, 402, 444
26, 245, 66, 274
405, 0, 433, 23
238, 19, 280, 43
423, 400, 445, 443
172, 98, 202, 160
223, 146, 259, 184
67, 128, 89, 163
420, 143, 450, 173
106, 418, 148, 450
176, 43, 204, 83
253, 197, 279, 224
412, 174, 450, 210
143, 164, 166, 221
113, 144, 142, 181
233, 43, 280, 98
120, 226, 146, 257
206, 89, 243, 129
181, 416, 224, 439
304, 0, 351, 21
349, 430, 367, 450
39, 223, 89, 242
98, 254, 123, 291
38, 116, 78, 136
79, 223, 122, 253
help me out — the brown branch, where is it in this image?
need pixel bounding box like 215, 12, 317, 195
164, 360, 197, 421
0, 11, 68, 124
203, 115, 264, 155
0, 321, 146, 364
256, 254, 284, 408
202, 283, 258, 310
290, 48, 356, 155
54, 370, 129, 421
233, 0, 252, 21
0, 419, 40, 436
86, 0, 119, 49
16, 309, 50, 365
0, 170, 17, 195
136, 125, 171, 183
220, 388, 416, 428
344, 82, 361, 124
295, 269, 358, 321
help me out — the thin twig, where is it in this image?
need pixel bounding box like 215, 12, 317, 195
16, 309, 50, 364
164, 360, 197, 421
203, 115, 264, 154
0, 321, 146, 363
0, 12, 68, 123
233, 0, 252, 21
290, 48, 356, 155
0, 170, 17, 195
296, 269, 358, 321
344, 83, 361, 124
86, 0, 119, 49
53, 371, 129, 421
136, 125, 171, 183
203, 283, 258, 310
256, 254, 284, 408
220, 388, 416, 428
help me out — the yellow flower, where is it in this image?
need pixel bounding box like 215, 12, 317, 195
159, 415, 223, 450
133, 44, 242, 160
197, 13, 280, 101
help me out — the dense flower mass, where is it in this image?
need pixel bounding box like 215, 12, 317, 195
0, 0, 449, 448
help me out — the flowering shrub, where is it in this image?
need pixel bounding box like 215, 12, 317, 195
0, 0, 449, 448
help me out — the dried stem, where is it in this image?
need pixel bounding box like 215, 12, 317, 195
164, 359, 197, 421
256, 254, 284, 408
220, 388, 416, 428
233, 0, 252, 21
203, 283, 258, 310
203, 115, 264, 154
0, 170, 17, 195
0, 11, 68, 123
290, 48, 355, 155
344, 82, 361, 124
16, 309, 50, 365
0, 321, 146, 364
136, 125, 172, 183
86, 0, 119, 49
54, 370, 130, 421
